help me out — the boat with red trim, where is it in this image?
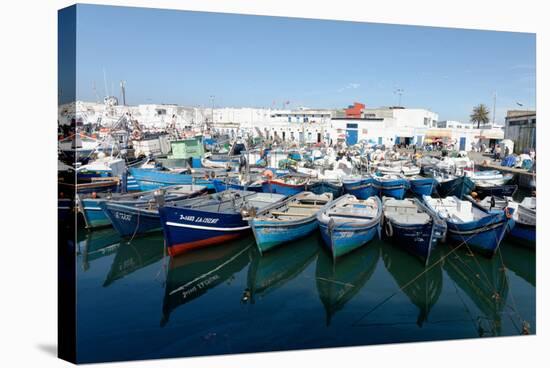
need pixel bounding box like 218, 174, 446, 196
158, 190, 286, 256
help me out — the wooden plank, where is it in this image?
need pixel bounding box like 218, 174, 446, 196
479, 162, 536, 176
288, 203, 323, 209
272, 211, 309, 217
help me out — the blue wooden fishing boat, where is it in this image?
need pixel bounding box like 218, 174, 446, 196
158, 190, 286, 257
374, 174, 410, 199
508, 197, 536, 248
342, 175, 377, 199
408, 176, 437, 196
382, 197, 446, 265
249, 192, 333, 254
101, 186, 207, 237
77, 185, 207, 229
431, 173, 475, 199
261, 175, 308, 196
129, 167, 230, 191
317, 194, 382, 259
212, 177, 264, 193
423, 195, 513, 257
307, 179, 343, 198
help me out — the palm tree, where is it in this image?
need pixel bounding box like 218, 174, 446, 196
470, 104, 490, 129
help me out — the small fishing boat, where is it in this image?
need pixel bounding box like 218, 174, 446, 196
408, 175, 437, 196
249, 192, 333, 253
307, 179, 343, 198
423, 195, 513, 257
507, 197, 536, 248
342, 175, 377, 199
101, 186, 207, 238
466, 170, 514, 186
466, 195, 535, 247
373, 174, 410, 199
77, 185, 207, 229
473, 183, 518, 199
317, 194, 382, 259
158, 190, 286, 256
212, 176, 264, 193
261, 174, 308, 196
128, 167, 231, 191
376, 163, 420, 176
425, 168, 475, 199
59, 176, 122, 195
382, 197, 446, 265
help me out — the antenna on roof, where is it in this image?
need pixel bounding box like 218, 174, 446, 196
394, 88, 404, 107
103, 68, 109, 98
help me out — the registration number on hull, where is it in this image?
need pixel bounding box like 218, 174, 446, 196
115, 212, 132, 221
179, 215, 220, 224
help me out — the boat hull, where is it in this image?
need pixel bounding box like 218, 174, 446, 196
159, 207, 250, 257
129, 167, 214, 191
80, 198, 112, 228
508, 221, 536, 248
409, 177, 437, 196
437, 176, 475, 199
308, 181, 343, 198
251, 217, 319, 254
383, 221, 438, 265
319, 221, 379, 259
474, 184, 518, 199
101, 203, 161, 237
374, 178, 410, 199
212, 179, 263, 193
343, 178, 377, 199
262, 181, 305, 196
446, 214, 510, 256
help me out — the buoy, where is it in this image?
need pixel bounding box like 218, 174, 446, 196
505, 207, 513, 219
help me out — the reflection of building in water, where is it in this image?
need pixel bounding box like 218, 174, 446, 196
315, 242, 380, 326
160, 238, 252, 327
382, 244, 443, 327
245, 236, 319, 304
444, 248, 509, 337
103, 234, 165, 287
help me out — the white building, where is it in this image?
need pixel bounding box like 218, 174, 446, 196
437, 120, 473, 129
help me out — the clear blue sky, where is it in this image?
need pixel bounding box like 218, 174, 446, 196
72, 4, 536, 123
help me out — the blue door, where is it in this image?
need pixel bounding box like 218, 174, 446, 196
346, 129, 358, 145
417, 135, 423, 147
378, 137, 383, 144
459, 137, 466, 151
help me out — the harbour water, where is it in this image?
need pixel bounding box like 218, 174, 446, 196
76, 228, 535, 363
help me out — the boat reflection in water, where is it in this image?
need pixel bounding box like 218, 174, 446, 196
443, 247, 509, 336
316, 241, 380, 325
103, 234, 166, 287
244, 235, 319, 304
78, 228, 121, 271
382, 243, 443, 327
500, 242, 535, 287
161, 236, 253, 327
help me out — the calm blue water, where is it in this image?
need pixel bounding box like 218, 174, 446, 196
75, 226, 535, 363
